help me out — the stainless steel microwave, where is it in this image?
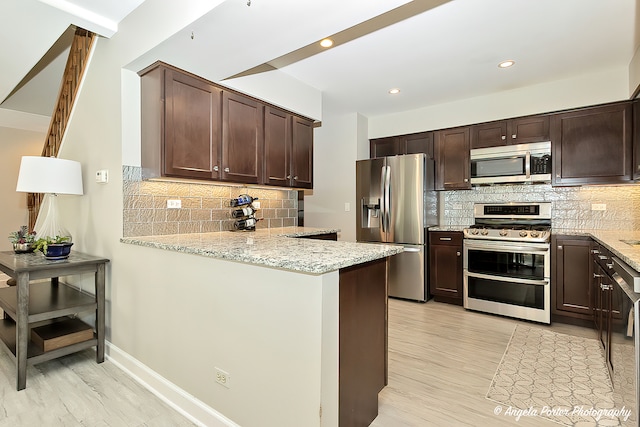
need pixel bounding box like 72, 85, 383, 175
470, 141, 551, 185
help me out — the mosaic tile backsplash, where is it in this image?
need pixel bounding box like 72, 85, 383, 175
123, 166, 298, 237
442, 183, 640, 230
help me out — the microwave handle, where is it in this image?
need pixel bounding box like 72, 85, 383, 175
525, 151, 531, 179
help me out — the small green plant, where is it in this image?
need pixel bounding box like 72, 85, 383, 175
8, 226, 36, 244
33, 236, 71, 254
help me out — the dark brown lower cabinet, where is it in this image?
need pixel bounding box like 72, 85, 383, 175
551, 235, 593, 322
339, 258, 387, 427
429, 231, 463, 305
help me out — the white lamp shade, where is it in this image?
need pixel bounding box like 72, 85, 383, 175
16, 156, 83, 195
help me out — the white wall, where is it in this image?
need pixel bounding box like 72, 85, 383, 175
369, 66, 629, 138
0, 126, 45, 251
304, 96, 366, 242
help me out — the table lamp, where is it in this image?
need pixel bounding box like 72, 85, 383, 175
15, 156, 83, 242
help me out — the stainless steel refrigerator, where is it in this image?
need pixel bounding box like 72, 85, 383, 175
356, 153, 438, 301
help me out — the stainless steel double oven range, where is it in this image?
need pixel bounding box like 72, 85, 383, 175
463, 203, 552, 324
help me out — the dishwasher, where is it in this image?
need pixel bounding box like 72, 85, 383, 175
609, 256, 640, 426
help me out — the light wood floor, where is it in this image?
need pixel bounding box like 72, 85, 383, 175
371, 298, 598, 427
0, 271, 598, 426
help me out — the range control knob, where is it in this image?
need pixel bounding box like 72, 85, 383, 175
530, 231, 539, 238
480, 229, 489, 236
470, 229, 479, 235
499, 229, 508, 237
519, 230, 529, 237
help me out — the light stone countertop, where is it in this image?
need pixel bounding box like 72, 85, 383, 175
121, 226, 404, 275
554, 229, 640, 272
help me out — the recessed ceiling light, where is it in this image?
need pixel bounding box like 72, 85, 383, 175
389, 88, 401, 94
320, 38, 333, 48
498, 60, 515, 68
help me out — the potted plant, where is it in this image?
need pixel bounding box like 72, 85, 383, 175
8, 226, 36, 253
33, 235, 73, 260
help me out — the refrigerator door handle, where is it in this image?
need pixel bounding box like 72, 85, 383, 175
380, 166, 386, 233
384, 166, 391, 234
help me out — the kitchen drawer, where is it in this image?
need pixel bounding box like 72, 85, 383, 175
592, 243, 615, 273
429, 231, 463, 246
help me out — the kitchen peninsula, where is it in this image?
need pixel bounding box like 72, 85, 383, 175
121, 227, 403, 427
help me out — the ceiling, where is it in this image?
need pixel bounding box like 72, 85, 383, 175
1, 0, 637, 122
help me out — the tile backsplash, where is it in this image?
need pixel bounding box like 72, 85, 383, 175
442, 183, 640, 230
123, 166, 297, 237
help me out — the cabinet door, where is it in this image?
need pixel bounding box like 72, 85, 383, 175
435, 127, 470, 190
429, 232, 463, 302
552, 236, 592, 318
551, 102, 633, 186
291, 116, 314, 189
633, 100, 640, 180
164, 68, 222, 180
402, 132, 434, 158
470, 121, 507, 149
222, 92, 264, 184
370, 137, 399, 158
264, 106, 291, 187
508, 115, 549, 144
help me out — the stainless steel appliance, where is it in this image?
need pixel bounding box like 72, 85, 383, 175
463, 203, 551, 323
470, 141, 551, 185
356, 153, 438, 301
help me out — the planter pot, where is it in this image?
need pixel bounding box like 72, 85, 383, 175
12, 243, 34, 254
44, 243, 74, 260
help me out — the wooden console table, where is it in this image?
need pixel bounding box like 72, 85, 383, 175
0, 251, 108, 390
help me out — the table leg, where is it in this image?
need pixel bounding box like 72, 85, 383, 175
96, 263, 105, 363
16, 272, 29, 391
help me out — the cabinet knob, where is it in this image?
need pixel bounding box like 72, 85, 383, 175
456, 251, 461, 256
501, 135, 506, 140
463, 178, 468, 182
606, 262, 614, 269
593, 273, 604, 278
556, 174, 561, 178
213, 166, 219, 172
512, 134, 517, 139
590, 249, 600, 254
293, 176, 298, 180
286, 175, 291, 179
224, 167, 230, 173
557, 245, 563, 250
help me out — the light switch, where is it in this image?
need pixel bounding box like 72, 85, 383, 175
345, 202, 351, 212
95, 170, 109, 183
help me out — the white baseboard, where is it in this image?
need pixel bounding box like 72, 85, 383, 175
106, 342, 239, 427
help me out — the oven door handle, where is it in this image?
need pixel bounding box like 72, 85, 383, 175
465, 271, 549, 286
464, 241, 549, 254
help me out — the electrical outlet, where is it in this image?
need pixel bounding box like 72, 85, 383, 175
215, 367, 231, 388
252, 201, 261, 209
591, 203, 607, 211
167, 199, 181, 209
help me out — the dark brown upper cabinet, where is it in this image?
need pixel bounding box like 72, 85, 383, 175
434, 127, 470, 190
370, 132, 434, 159
264, 108, 313, 189
551, 102, 633, 186
141, 65, 222, 180
222, 92, 263, 184
291, 116, 314, 189
470, 115, 549, 149
633, 100, 640, 180
139, 61, 313, 188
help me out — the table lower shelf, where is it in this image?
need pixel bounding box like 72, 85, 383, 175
0, 318, 97, 365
